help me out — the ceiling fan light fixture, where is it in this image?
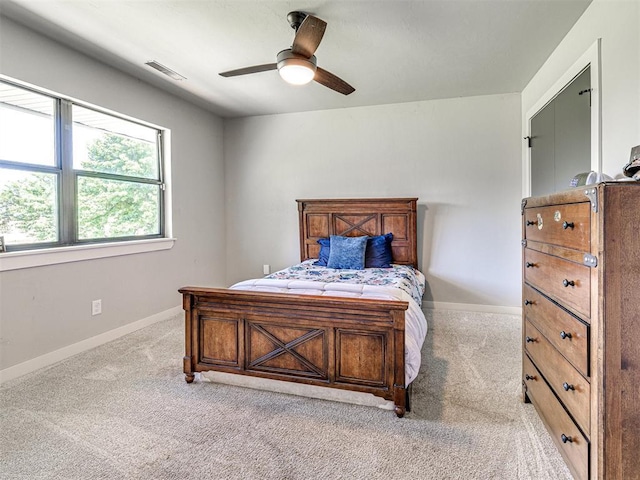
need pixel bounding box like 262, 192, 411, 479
219, 14, 354, 95
277, 50, 317, 85
279, 64, 315, 85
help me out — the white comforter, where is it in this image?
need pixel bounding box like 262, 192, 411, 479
230, 267, 427, 384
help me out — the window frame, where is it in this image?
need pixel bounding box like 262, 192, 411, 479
0, 76, 174, 271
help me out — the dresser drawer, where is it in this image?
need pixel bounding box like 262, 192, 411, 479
524, 249, 591, 319
523, 354, 589, 480
524, 321, 590, 435
523, 284, 589, 375
524, 202, 590, 251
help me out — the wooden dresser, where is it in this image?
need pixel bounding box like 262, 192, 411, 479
521, 182, 640, 479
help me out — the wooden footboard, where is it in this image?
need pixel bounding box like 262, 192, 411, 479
179, 287, 410, 417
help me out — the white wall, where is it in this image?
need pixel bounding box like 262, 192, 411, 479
224, 94, 523, 308
0, 17, 226, 373
522, 0, 640, 179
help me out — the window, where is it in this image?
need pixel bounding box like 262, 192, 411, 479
0, 79, 166, 252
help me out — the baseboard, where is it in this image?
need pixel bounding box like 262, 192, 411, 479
0, 305, 182, 385
423, 301, 522, 316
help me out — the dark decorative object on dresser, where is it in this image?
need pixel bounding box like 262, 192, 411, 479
622, 144, 640, 180
521, 182, 640, 479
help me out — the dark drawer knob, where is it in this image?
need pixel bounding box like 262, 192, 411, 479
525, 336, 535, 343
525, 374, 535, 381
560, 331, 572, 340
526, 220, 537, 226
524, 299, 533, 306
563, 279, 575, 287
562, 221, 575, 230
525, 262, 535, 268
561, 434, 573, 444
563, 382, 575, 391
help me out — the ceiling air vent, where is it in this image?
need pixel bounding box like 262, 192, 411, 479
145, 61, 186, 81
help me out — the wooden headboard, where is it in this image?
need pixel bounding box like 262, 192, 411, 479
296, 198, 419, 268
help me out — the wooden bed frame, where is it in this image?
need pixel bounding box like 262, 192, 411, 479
179, 198, 419, 417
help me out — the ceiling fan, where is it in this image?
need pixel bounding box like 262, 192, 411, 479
219, 11, 355, 95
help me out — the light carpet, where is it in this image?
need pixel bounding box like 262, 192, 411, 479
0, 309, 573, 479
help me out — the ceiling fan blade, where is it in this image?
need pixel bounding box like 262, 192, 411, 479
219, 63, 277, 77
291, 15, 327, 58
314, 67, 355, 95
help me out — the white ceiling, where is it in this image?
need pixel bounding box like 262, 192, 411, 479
1, 0, 591, 118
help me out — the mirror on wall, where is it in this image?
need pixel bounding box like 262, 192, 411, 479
529, 66, 591, 197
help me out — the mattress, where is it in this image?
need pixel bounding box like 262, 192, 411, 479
230, 260, 428, 384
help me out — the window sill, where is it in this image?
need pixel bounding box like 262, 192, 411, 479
0, 238, 176, 272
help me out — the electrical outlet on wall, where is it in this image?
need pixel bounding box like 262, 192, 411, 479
263, 264, 270, 275
92, 299, 102, 316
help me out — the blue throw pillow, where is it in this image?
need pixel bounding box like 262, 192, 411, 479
365, 232, 394, 268
327, 235, 368, 270
314, 238, 331, 266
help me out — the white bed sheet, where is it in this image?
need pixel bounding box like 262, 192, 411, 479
230, 268, 427, 385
